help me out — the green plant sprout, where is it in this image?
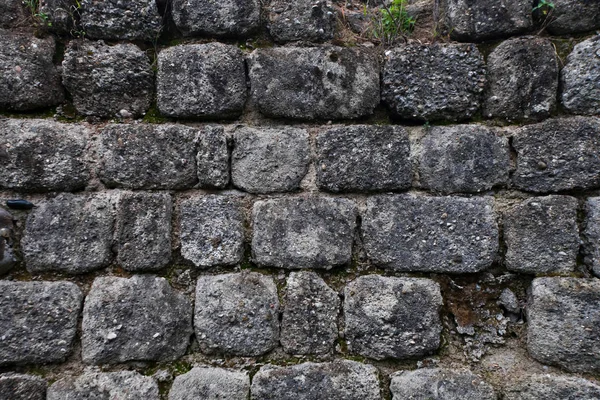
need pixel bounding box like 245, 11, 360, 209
533, 0, 555, 15
23, 0, 52, 27
372, 0, 415, 45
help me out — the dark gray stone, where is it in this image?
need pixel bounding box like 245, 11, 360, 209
48, 371, 159, 400
82, 275, 193, 364
0, 0, 26, 28
512, 117, 600, 192
232, 126, 310, 193
172, 0, 260, 37
0, 281, 82, 365
418, 125, 510, 193
281, 271, 340, 355
0, 30, 64, 111
22, 193, 115, 274
315, 125, 411, 192
249, 46, 379, 120
169, 367, 249, 400
251, 360, 381, 400
504, 373, 600, 399
268, 0, 336, 42
116, 192, 172, 271
561, 35, 600, 116
527, 277, 600, 373
180, 195, 244, 267
584, 197, 600, 277
344, 275, 442, 360
390, 368, 497, 399
362, 194, 498, 273
0, 119, 89, 192
0, 374, 46, 400
0, 208, 16, 275
197, 125, 229, 188
252, 197, 357, 269
546, 0, 600, 35
194, 272, 279, 356
484, 37, 558, 122
40, 0, 77, 33
382, 43, 486, 121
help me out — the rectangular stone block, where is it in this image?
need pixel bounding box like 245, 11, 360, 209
0, 373, 46, 400
172, 0, 260, 37
561, 36, 600, 116
584, 197, 600, 277
197, 125, 229, 188
169, 367, 249, 400
80, 0, 162, 40
504, 374, 600, 400
391, 369, 496, 399
546, 0, 600, 35
48, 371, 159, 400
268, 0, 335, 42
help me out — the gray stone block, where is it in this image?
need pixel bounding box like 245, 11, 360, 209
0, 30, 64, 111
418, 125, 510, 194
82, 275, 193, 364
22, 193, 115, 274
527, 277, 600, 373
504, 373, 600, 399
0, 119, 89, 192
281, 271, 340, 355
157, 43, 246, 119
0, 281, 82, 365
561, 35, 600, 116
232, 126, 310, 193
39, 0, 77, 33
194, 272, 279, 356
484, 37, 558, 122
584, 197, 600, 277
362, 194, 498, 273
344, 275, 442, 360
0, 373, 46, 400
168, 367, 249, 400
0, 0, 26, 28
546, 0, 600, 35
251, 360, 381, 400
249, 46, 379, 120
252, 197, 357, 269
48, 371, 159, 400
512, 117, 600, 192
268, 0, 336, 42
382, 43, 486, 121
390, 368, 497, 399
172, 0, 260, 37
315, 125, 411, 192
180, 195, 244, 267
197, 125, 229, 188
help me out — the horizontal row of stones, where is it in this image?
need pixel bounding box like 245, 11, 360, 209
2, 30, 600, 121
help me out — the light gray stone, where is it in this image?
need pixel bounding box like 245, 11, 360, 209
390, 368, 497, 399
0, 281, 82, 365
197, 125, 229, 188
172, 0, 260, 37
0, 0, 26, 28
80, 0, 162, 40
48, 371, 159, 400
584, 197, 600, 277
561, 35, 600, 116
504, 373, 600, 399
168, 367, 249, 400
546, 0, 600, 35
82, 275, 193, 364
268, 0, 336, 42
0, 373, 46, 400
498, 288, 520, 315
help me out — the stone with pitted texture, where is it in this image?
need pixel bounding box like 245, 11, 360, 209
39, 0, 77, 33
584, 197, 600, 277
390, 368, 497, 399
0, 0, 26, 28
504, 373, 600, 399
48, 371, 159, 400
172, 0, 260, 37
80, 0, 162, 40
197, 125, 229, 188
168, 367, 250, 400
268, 0, 336, 42
0, 373, 46, 400
545, 0, 600, 35
561, 35, 600, 116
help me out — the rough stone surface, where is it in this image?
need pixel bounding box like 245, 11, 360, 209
116, 192, 172, 271
527, 277, 600, 373
268, 0, 336, 42
418, 125, 510, 193
484, 37, 558, 121
512, 117, 600, 192
249, 46, 379, 120
344, 275, 442, 360
172, 0, 260, 37
62, 40, 153, 118
561, 35, 600, 116
0, 30, 64, 111
80, 0, 162, 40
0, 281, 82, 365
281, 271, 340, 355
362, 194, 498, 273
0, 373, 46, 400
180, 195, 244, 267
382, 43, 486, 121
315, 125, 411, 192
197, 125, 229, 188
584, 197, 600, 277
22, 193, 115, 274
99, 124, 199, 189
0, 0, 26, 28
546, 0, 600, 35
82, 275, 193, 364
157, 43, 247, 119
194, 272, 279, 356
39, 0, 77, 33
0, 119, 89, 192
390, 368, 497, 399
48, 371, 159, 400
232, 126, 310, 193
252, 197, 357, 269
168, 367, 250, 400
504, 373, 600, 399
251, 360, 381, 400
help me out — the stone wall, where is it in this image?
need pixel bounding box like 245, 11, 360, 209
1, 0, 600, 398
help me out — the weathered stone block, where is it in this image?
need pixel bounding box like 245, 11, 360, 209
0, 374, 46, 400
252, 197, 357, 269
281, 271, 340, 355
315, 125, 411, 192
504, 373, 600, 399
362, 194, 498, 273
0, 30, 64, 111
390, 368, 496, 399
268, 0, 336, 42
82, 275, 193, 364
344, 275, 442, 360
584, 197, 600, 277
194, 272, 279, 356
172, 0, 260, 37
504, 196, 579, 275
48, 371, 159, 400
157, 43, 246, 119
39, 0, 77, 33
527, 277, 600, 373
418, 125, 510, 193
0, 119, 89, 192
484, 37, 558, 121
0, 281, 82, 365
22, 193, 115, 274
232, 126, 310, 193
512, 117, 600, 192
169, 367, 250, 400
561, 35, 600, 116
249, 47, 379, 120
546, 0, 600, 35
0, 0, 26, 28
197, 125, 229, 188
251, 361, 381, 400
180, 195, 244, 267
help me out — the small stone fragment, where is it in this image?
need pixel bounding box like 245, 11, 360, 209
48, 371, 159, 400
168, 367, 249, 400
80, 0, 162, 40
390, 368, 497, 399
197, 125, 229, 188
0, 373, 46, 400
546, 0, 600, 35
561, 35, 600, 116
268, 0, 336, 42
584, 197, 600, 277
504, 373, 600, 399
498, 288, 520, 315
172, 0, 260, 37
